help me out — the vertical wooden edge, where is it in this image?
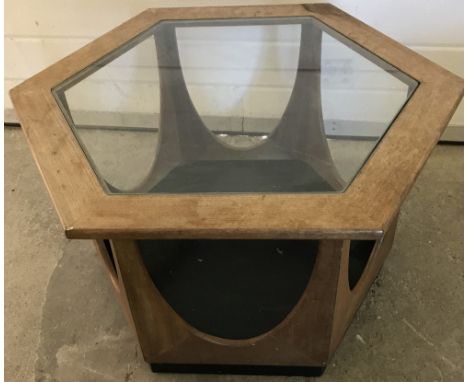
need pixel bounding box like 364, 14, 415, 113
328, 216, 399, 357
328, 238, 354, 355
311, 239, 347, 364
93, 240, 137, 336
111, 239, 190, 360
94, 240, 119, 290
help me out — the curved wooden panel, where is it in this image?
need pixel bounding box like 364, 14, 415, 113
128, 19, 344, 194
270, 21, 344, 189
329, 216, 398, 356
112, 239, 343, 366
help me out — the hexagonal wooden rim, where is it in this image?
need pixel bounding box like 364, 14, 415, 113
10, 4, 463, 240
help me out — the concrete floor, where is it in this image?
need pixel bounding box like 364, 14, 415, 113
5, 127, 463, 381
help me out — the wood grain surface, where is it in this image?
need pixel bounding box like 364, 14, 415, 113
111, 238, 343, 366
10, 4, 463, 239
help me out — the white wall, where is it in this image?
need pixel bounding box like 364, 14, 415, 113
5, 0, 464, 138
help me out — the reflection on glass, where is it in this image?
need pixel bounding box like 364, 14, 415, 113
53, 17, 418, 194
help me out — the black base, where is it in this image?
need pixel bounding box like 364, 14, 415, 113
150, 363, 326, 377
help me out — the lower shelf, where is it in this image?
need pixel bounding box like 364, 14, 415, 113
150, 159, 334, 193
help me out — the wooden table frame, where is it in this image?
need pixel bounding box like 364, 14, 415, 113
10, 3, 463, 241
10, 3, 463, 377
90, 217, 398, 376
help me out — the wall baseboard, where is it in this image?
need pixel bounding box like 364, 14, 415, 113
439, 125, 463, 142
4, 108, 463, 142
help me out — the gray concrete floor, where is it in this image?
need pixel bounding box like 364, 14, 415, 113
5, 127, 463, 381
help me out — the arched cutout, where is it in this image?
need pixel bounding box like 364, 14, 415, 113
138, 239, 318, 340
177, 23, 301, 150
348, 240, 376, 290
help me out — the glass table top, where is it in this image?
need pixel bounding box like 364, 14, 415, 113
53, 16, 418, 194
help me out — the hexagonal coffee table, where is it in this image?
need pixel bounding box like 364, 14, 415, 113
10, 4, 463, 377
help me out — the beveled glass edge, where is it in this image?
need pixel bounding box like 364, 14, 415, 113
51, 15, 420, 196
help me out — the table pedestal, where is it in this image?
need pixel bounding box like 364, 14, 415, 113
94, 215, 397, 376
